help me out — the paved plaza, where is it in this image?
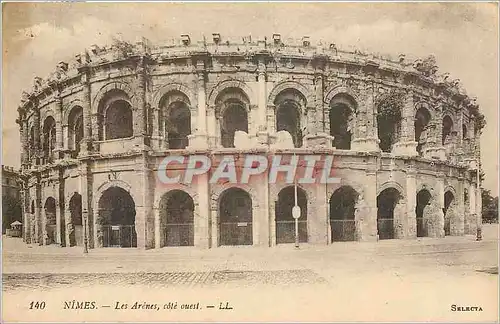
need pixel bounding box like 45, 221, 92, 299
2, 224, 498, 322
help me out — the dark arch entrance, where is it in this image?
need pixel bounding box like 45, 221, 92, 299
416, 189, 432, 237
444, 191, 455, 236
221, 103, 248, 148
105, 100, 133, 140
166, 103, 191, 149
329, 94, 356, 150
275, 186, 308, 244
377, 188, 401, 240
442, 116, 453, 145
377, 94, 403, 153
69, 193, 82, 247
159, 190, 194, 247
44, 197, 57, 244
415, 107, 431, 156
219, 188, 252, 246
97, 187, 136, 248
330, 186, 358, 242
275, 89, 305, 148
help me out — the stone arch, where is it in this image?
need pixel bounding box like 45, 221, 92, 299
210, 183, 259, 210
376, 89, 405, 152
416, 187, 433, 237
414, 101, 435, 120
94, 179, 138, 210
158, 90, 192, 149
326, 180, 364, 202
43, 196, 57, 244
67, 192, 82, 247
414, 102, 433, 155
40, 109, 56, 125
329, 185, 360, 242
275, 185, 309, 244
217, 186, 254, 246
327, 91, 358, 149
208, 79, 254, 108
92, 81, 136, 114
67, 105, 84, 155
443, 185, 457, 198
442, 114, 455, 145
443, 189, 456, 236
63, 99, 84, 125
158, 189, 195, 247
324, 85, 361, 108
95, 88, 133, 140
377, 181, 405, 200
42, 115, 56, 162
273, 182, 312, 203
377, 187, 403, 240
268, 80, 313, 107
152, 83, 195, 109
154, 184, 198, 210
95, 183, 137, 248
272, 85, 308, 148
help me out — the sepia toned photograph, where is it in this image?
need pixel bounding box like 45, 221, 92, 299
1, 2, 499, 323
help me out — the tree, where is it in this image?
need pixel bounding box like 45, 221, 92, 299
482, 189, 499, 224
2, 195, 22, 233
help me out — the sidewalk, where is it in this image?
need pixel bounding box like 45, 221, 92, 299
2, 225, 497, 275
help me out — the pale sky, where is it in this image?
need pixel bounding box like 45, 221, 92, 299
2, 3, 498, 195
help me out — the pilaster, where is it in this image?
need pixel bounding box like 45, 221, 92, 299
352, 82, 379, 152
392, 91, 418, 156
195, 173, 210, 248
188, 62, 209, 149
79, 67, 92, 155
53, 91, 64, 159
405, 164, 417, 238
361, 169, 378, 241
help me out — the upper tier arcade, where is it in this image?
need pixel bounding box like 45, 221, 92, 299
16, 34, 484, 171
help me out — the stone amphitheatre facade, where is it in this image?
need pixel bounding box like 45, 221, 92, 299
16, 34, 484, 249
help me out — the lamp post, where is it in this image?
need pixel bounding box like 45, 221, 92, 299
476, 159, 482, 241
83, 210, 89, 254
292, 153, 301, 249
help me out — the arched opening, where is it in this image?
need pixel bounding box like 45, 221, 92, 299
275, 89, 305, 148
444, 191, 455, 236
275, 186, 308, 244
462, 124, 468, 140
329, 94, 356, 149
377, 188, 401, 240
97, 187, 136, 248
415, 106, 431, 156
416, 189, 432, 237
30, 200, 35, 214
160, 91, 192, 149
377, 94, 403, 152
218, 188, 252, 246
221, 103, 248, 148
442, 116, 453, 146
44, 197, 57, 244
68, 106, 84, 158
329, 186, 358, 242
159, 190, 194, 247
42, 116, 56, 163
166, 103, 191, 149
215, 88, 250, 148
68, 193, 82, 247
104, 100, 133, 140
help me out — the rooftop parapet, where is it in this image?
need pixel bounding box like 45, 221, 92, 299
18, 34, 478, 113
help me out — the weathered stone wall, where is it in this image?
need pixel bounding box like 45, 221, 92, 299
17, 36, 484, 248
